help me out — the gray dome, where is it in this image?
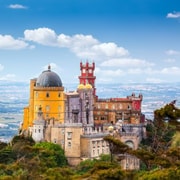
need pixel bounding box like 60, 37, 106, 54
36, 66, 62, 87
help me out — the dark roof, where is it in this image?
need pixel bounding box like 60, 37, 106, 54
36, 67, 62, 87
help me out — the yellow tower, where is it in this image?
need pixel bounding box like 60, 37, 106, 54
23, 65, 65, 130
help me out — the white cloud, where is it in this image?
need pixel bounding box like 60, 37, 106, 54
0, 35, 29, 50
95, 68, 124, 77
24, 27, 129, 60
24, 28, 57, 46
127, 68, 144, 74
91, 43, 128, 57
0, 74, 16, 81
167, 12, 180, 18
8, 4, 27, 9
161, 67, 180, 75
100, 58, 154, 68
165, 49, 180, 55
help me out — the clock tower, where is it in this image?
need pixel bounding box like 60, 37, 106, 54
78, 61, 96, 96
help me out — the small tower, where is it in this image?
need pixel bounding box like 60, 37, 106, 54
31, 106, 46, 142
78, 61, 96, 96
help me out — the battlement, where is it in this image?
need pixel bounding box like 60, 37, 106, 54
80, 61, 95, 70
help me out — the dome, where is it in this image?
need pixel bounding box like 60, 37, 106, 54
77, 84, 85, 89
108, 126, 114, 132
85, 83, 92, 89
36, 65, 62, 87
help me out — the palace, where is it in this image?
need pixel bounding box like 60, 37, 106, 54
22, 62, 146, 168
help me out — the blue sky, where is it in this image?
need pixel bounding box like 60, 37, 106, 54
0, 0, 180, 84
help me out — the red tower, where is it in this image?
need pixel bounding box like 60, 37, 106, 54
78, 62, 96, 96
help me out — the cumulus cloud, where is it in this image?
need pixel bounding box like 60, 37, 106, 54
24, 27, 129, 60
167, 12, 180, 18
0, 35, 29, 50
165, 49, 180, 55
100, 58, 154, 68
8, 4, 27, 9
24, 28, 57, 46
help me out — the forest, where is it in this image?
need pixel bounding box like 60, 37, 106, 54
0, 103, 179, 180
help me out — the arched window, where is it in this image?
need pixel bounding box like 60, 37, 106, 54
58, 92, 61, 97
125, 140, 134, 149
46, 92, 49, 98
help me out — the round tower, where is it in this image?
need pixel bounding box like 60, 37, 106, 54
23, 65, 65, 130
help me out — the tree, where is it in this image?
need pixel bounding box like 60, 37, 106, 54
34, 142, 68, 167
138, 103, 180, 170
103, 135, 130, 162
142, 103, 179, 154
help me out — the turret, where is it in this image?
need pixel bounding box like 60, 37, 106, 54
78, 61, 96, 96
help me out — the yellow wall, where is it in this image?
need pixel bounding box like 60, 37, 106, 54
23, 107, 29, 129
29, 79, 36, 127
23, 78, 65, 130
33, 88, 65, 123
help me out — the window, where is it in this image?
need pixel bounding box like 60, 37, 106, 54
125, 141, 134, 149
119, 104, 122, 109
128, 104, 131, 110
67, 132, 72, 140
105, 104, 108, 109
97, 149, 99, 155
38, 129, 40, 133
58, 106, 61, 111
101, 116, 105, 120
92, 141, 95, 148
68, 142, 71, 148
46, 92, 49, 98
46, 105, 50, 111
97, 141, 100, 147
58, 92, 61, 97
